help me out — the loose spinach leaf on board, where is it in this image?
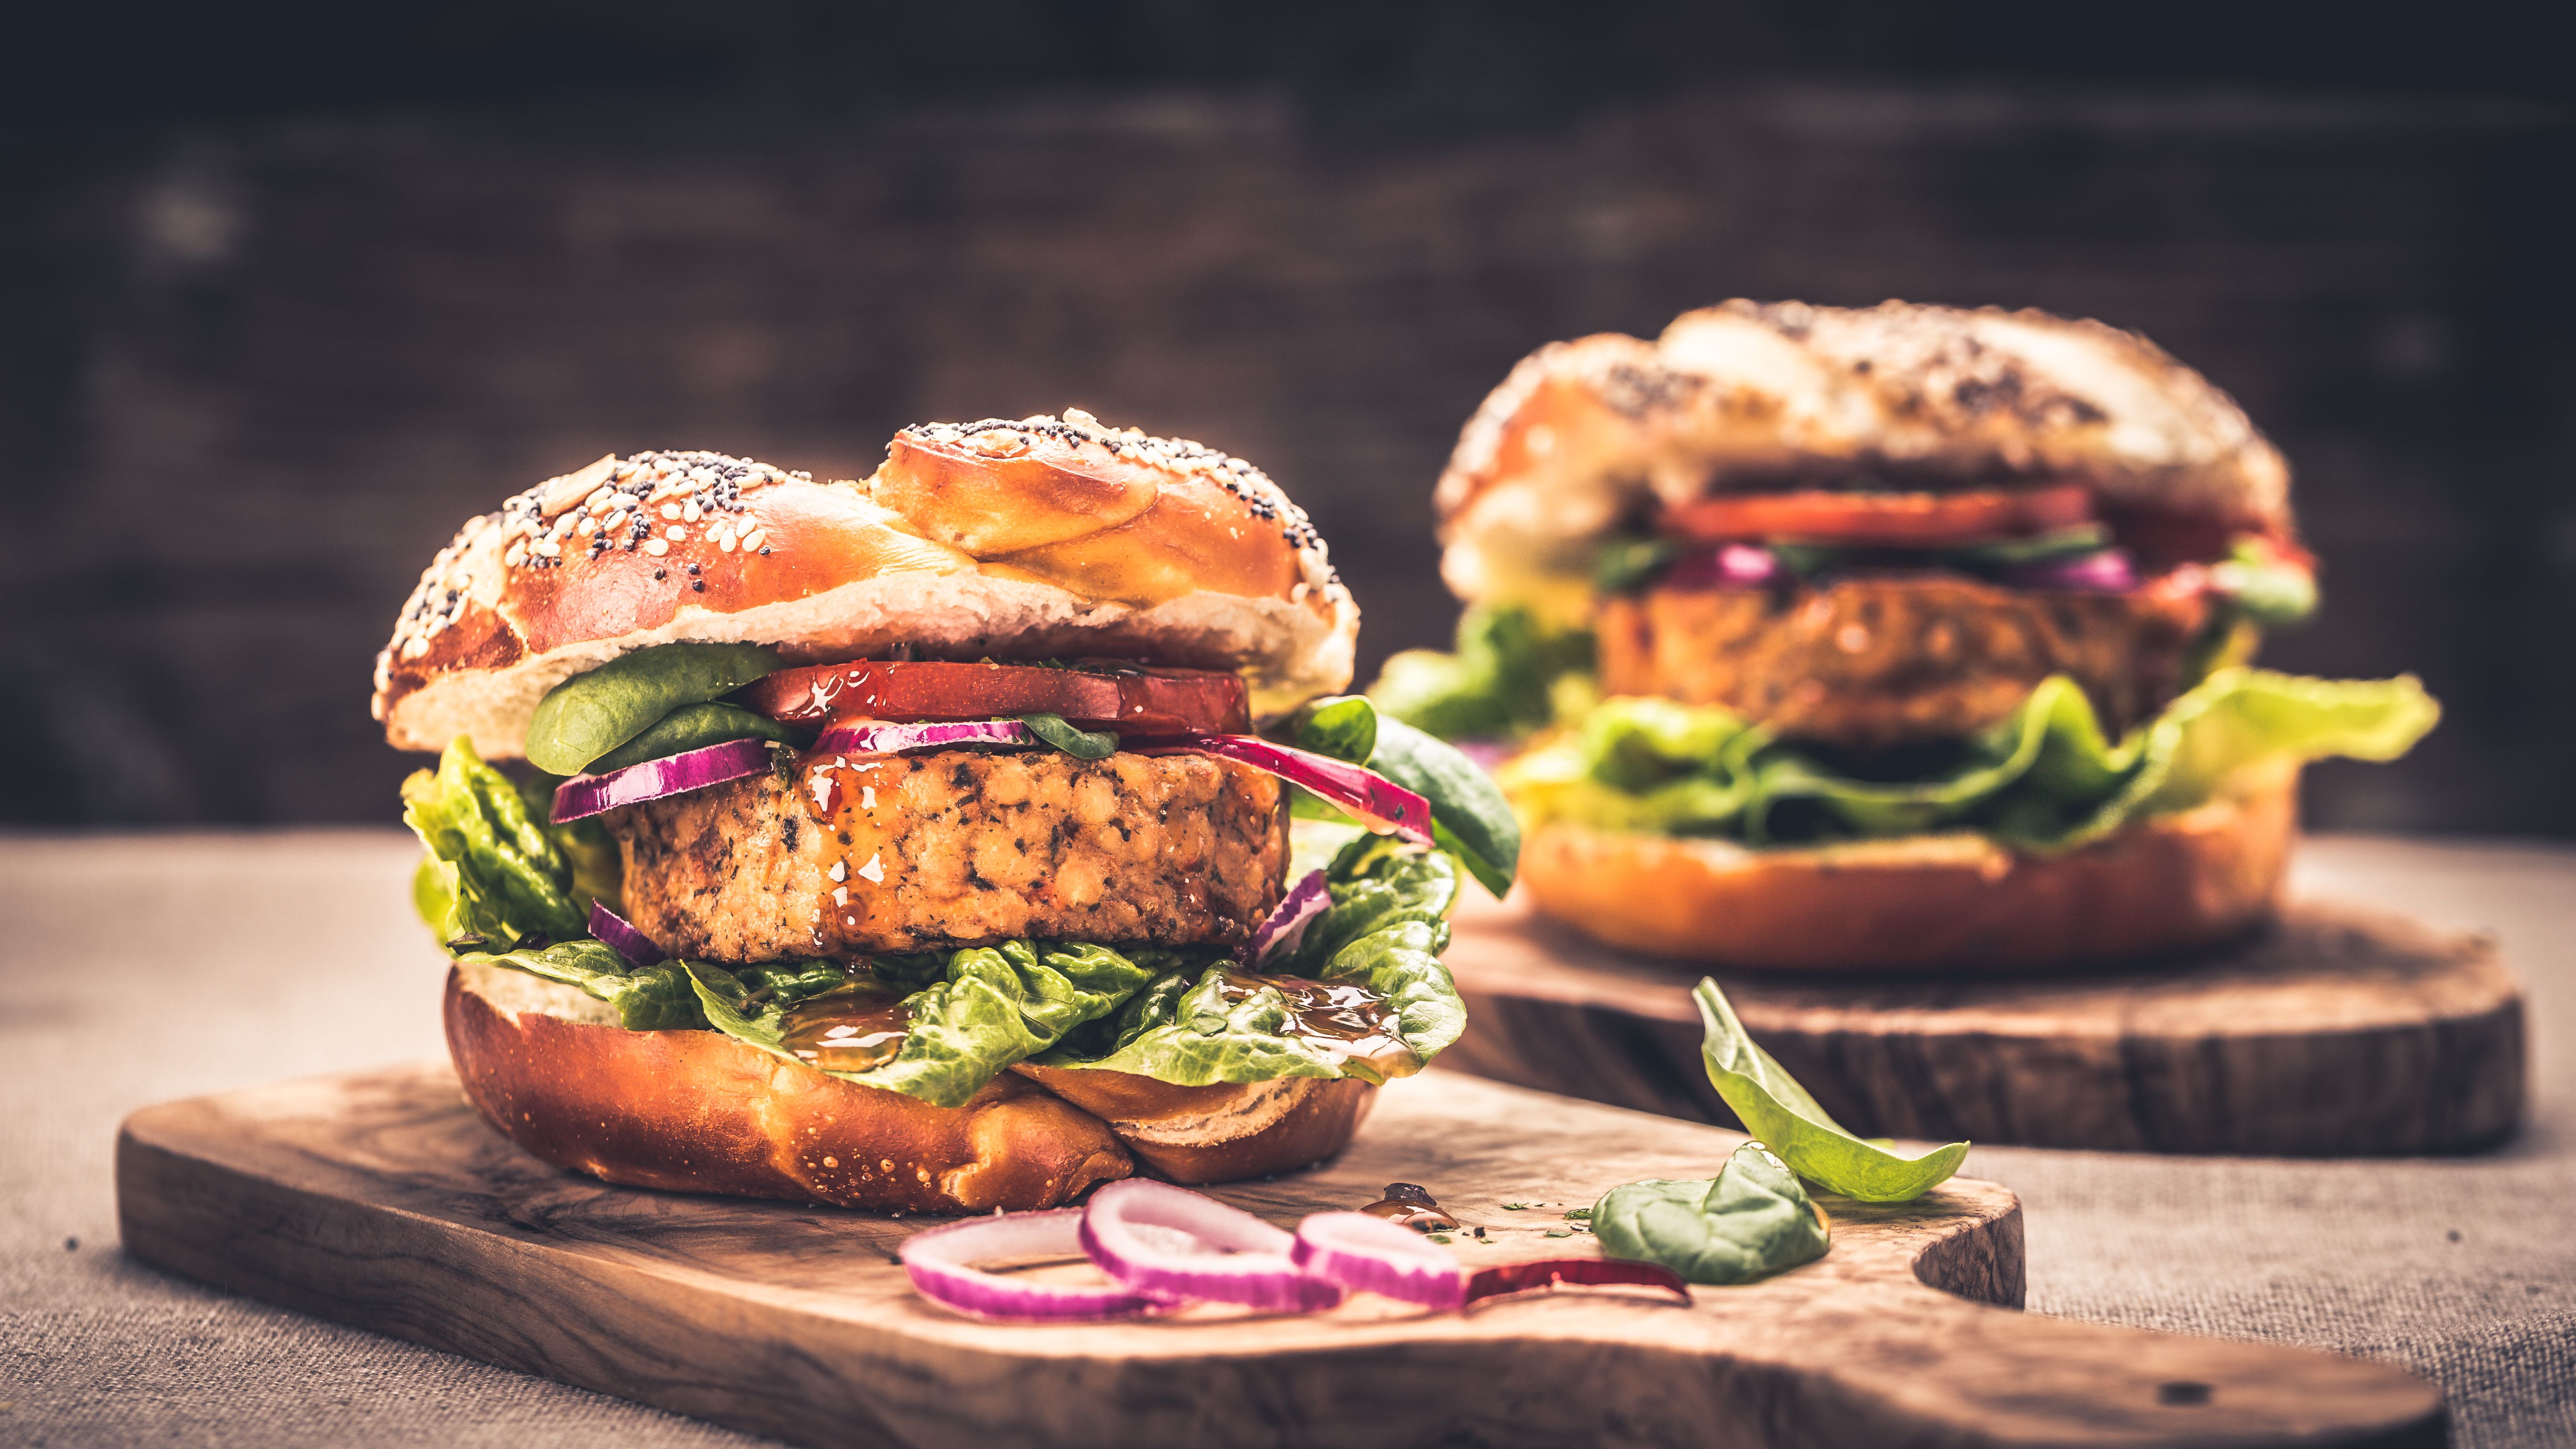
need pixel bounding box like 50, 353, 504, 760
689, 939, 1157, 1109
402, 737, 591, 947
1591, 1141, 1831, 1285
1018, 713, 1120, 760
1290, 696, 1521, 898
456, 939, 708, 1031
1696, 979, 1966, 1202
524, 642, 784, 776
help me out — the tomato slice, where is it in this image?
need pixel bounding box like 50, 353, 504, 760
1661, 484, 2094, 547
739, 660, 1250, 736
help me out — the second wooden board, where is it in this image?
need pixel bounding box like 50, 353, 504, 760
1441, 894, 2525, 1155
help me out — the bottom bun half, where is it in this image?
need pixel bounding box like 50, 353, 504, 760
1518, 765, 2298, 973
444, 962, 1375, 1212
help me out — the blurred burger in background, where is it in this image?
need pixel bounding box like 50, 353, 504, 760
1376, 301, 2435, 971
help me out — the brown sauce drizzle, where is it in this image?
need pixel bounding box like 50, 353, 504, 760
1360, 1182, 1458, 1232
777, 985, 910, 1072
1213, 971, 1417, 1075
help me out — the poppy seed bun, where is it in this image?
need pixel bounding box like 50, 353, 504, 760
1435, 300, 2293, 605
377, 417, 1358, 757
445, 963, 1381, 1209
1515, 765, 2297, 972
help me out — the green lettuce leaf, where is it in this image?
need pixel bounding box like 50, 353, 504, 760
456, 939, 707, 1031
1696, 979, 1965, 1202
401, 737, 591, 946
1505, 668, 2439, 852
1046, 839, 1466, 1085
688, 940, 1159, 1109
1368, 604, 1594, 742
1591, 1141, 1832, 1285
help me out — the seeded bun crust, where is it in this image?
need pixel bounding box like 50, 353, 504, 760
1516, 765, 2298, 972
1435, 300, 2293, 604
446, 963, 1380, 1210
377, 416, 1358, 758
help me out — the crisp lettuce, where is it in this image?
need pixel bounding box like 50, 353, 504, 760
401, 738, 601, 946
1505, 668, 2439, 851
455, 939, 708, 1031
1368, 604, 1594, 742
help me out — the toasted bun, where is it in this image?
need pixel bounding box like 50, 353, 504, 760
444, 963, 1377, 1209
1436, 300, 2292, 605
1516, 765, 2297, 972
378, 419, 1358, 757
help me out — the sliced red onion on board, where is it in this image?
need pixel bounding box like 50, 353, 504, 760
550, 737, 775, 823
1240, 870, 1330, 968
1291, 1211, 1466, 1310
586, 901, 665, 966
813, 718, 1038, 756
1077, 1180, 1344, 1313
1666, 542, 1786, 590
1463, 1258, 1690, 1307
1149, 735, 1435, 848
2003, 548, 2137, 593
899, 1209, 1166, 1323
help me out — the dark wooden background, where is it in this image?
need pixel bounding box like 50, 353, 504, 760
5, 2, 2571, 831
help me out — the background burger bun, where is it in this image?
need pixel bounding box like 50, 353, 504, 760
445, 962, 1381, 1211
377, 416, 1358, 758
1434, 299, 2293, 606
1516, 764, 2298, 972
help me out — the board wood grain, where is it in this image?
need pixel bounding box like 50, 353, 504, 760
1443, 894, 2525, 1156
118, 1061, 2440, 1447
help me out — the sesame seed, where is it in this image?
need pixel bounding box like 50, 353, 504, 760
644, 538, 669, 556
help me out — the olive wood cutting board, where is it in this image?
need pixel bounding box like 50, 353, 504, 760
1442, 894, 2524, 1156
117, 1061, 2440, 1448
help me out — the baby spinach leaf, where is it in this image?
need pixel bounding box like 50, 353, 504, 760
1592, 1141, 1831, 1285
586, 702, 809, 774
402, 737, 588, 947
1288, 694, 1379, 766
1292, 695, 1520, 898
525, 642, 783, 775
1696, 979, 1966, 1202
1019, 712, 1120, 760
459, 939, 707, 1031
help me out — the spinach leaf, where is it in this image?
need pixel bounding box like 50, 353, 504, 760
1019, 712, 1120, 761
458, 939, 707, 1031
524, 642, 783, 775
1367, 604, 1594, 742
1592, 1141, 1831, 1285
1695, 979, 1966, 1202
688, 939, 1157, 1109
586, 702, 809, 774
402, 737, 589, 946
1292, 696, 1520, 898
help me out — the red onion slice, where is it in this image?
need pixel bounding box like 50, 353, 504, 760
1148, 735, 1434, 847
586, 901, 665, 966
1239, 870, 1330, 967
900, 1209, 1165, 1323
551, 737, 774, 823
1666, 542, 1785, 589
1291, 1211, 1466, 1309
1078, 1180, 1344, 1312
813, 718, 1038, 756
2003, 547, 2137, 592
1463, 1258, 1691, 1307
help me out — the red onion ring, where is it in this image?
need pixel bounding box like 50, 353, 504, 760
1145, 735, 1434, 848
1077, 1180, 1344, 1313
1291, 1212, 1466, 1310
585, 901, 665, 966
2003, 547, 2138, 592
1665, 542, 1785, 590
550, 737, 774, 823
899, 1209, 1166, 1323
1464, 1258, 1690, 1307
812, 718, 1038, 756
1239, 870, 1330, 968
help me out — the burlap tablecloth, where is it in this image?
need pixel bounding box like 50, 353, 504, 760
3, 832, 2568, 1446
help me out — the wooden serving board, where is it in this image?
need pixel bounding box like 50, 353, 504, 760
116, 1061, 2442, 1447
1443, 894, 2525, 1156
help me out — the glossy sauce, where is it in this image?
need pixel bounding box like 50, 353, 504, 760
1360, 1181, 1458, 1232
1214, 971, 1417, 1076
777, 985, 911, 1072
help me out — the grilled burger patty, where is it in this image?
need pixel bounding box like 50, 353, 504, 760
1596, 574, 2214, 751
605, 748, 1288, 961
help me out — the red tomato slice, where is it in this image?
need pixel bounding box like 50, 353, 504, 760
1661, 484, 2094, 547
740, 660, 1250, 736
